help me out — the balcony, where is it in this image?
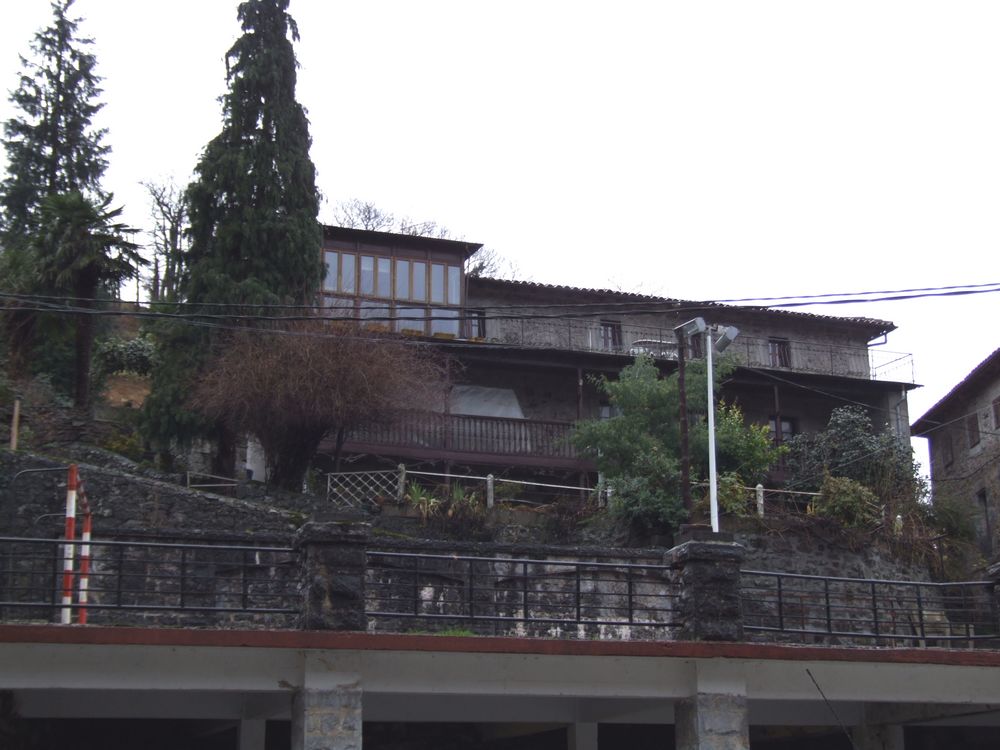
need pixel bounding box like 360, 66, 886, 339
341, 412, 583, 468
479, 317, 914, 383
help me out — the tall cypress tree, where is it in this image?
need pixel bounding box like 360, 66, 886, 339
143, 0, 322, 470
184, 0, 322, 306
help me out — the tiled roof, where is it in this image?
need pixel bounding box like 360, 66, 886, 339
470, 277, 895, 334
911, 348, 1000, 435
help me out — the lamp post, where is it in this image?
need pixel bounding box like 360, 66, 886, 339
706, 325, 739, 533
673, 317, 706, 513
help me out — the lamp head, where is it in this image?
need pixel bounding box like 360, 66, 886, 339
714, 325, 739, 353
674, 317, 707, 337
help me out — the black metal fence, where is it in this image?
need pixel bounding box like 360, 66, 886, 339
0, 536, 299, 628
742, 569, 1000, 648
365, 550, 680, 639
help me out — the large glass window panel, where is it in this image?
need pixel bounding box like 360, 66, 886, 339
359, 299, 389, 327
430, 263, 445, 304
360, 256, 375, 295
412, 261, 427, 301
376, 257, 391, 298
324, 295, 355, 320
447, 265, 461, 304
340, 253, 356, 294
323, 251, 339, 291
395, 305, 425, 334
395, 259, 410, 300
430, 308, 460, 336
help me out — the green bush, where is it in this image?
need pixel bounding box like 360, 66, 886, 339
811, 474, 882, 528
95, 336, 155, 376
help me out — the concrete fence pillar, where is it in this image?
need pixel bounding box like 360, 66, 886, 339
676, 660, 750, 750
665, 525, 746, 641
295, 519, 369, 631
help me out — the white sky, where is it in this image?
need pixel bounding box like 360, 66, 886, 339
3, 1, 1000, 475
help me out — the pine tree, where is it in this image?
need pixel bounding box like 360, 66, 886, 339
0, 1, 139, 400
143, 0, 322, 471
1, 0, 108, 238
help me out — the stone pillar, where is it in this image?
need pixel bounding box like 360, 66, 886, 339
291, 681, 363, 750
295, 519, 369, 631
567, 721, 598, 750
665, 525, 745, 641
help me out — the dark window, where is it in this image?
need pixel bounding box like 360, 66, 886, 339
468, 309, 487, 338
686, 331, 704, 359
942, 432, 954, 468
768, 416, 796, 445
993, 397, 1000, 429
967, 412, 981, 448
768, 338, 792, 368
599, 320, 623, 352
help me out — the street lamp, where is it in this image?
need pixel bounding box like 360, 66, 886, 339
706, 325, 739, 533
673, 318, 706, 514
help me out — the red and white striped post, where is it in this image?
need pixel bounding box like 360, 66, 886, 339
77, 481, 92, 625
60, 464, 78, 624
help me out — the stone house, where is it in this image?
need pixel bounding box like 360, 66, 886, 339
316, 225, 916, 486
911, 347, 1000, 556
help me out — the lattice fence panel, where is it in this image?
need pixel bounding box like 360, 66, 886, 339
327, 470, 399, 508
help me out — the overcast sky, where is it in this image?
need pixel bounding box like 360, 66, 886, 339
2, 1, 999, 474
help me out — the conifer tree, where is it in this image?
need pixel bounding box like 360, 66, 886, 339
143, 0, 322, 471
184, 0, 322, 306
0, 1, 141, 403
1, 0, 108, 238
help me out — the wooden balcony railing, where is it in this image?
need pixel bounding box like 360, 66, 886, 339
345, 412, 579, 461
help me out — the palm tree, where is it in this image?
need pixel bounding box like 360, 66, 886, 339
34, 191, 144, 408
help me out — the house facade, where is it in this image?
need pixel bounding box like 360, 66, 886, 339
912, 348, 1000, 557
318, 226, 916, 486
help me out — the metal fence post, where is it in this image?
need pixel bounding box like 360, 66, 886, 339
486, 474, 494, 508
756, 484, 765, 518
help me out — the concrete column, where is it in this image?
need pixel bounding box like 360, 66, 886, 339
675, 659, 749, 750
852, 722, 904, 750
291, 681, 363, 750
295, 519, 369, 631
666, 526, 746, 641
675, 692, 749, 750
238, 719, 266, 750
567, 721, 598, 750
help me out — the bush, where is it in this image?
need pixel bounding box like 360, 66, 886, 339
810, 474, 882, 528
96, 336, 155, 376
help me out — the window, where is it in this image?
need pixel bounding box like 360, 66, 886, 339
395, 306, 425, 334
430, 308, 460, 337
942, 432, 954, 468
430, 264, 446, 304
412, 261, 427, 301
376, 257, 391, 297
768, 338, 792, 368
323, 251, 338, 291
967, 412, 981, 448
359, 255, 375, 295
448, 265, 461, 304
468, 308, 487, 338
993, 396, 1000, 429
686, 332, 704, 359
395, 259, 410, 300
341, 253, 356, 294
599, 320, 623, 352
768, 416, 796, 445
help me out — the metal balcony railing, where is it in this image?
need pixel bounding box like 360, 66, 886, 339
479, 318, 913, 383
742, 569, 1000, 648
